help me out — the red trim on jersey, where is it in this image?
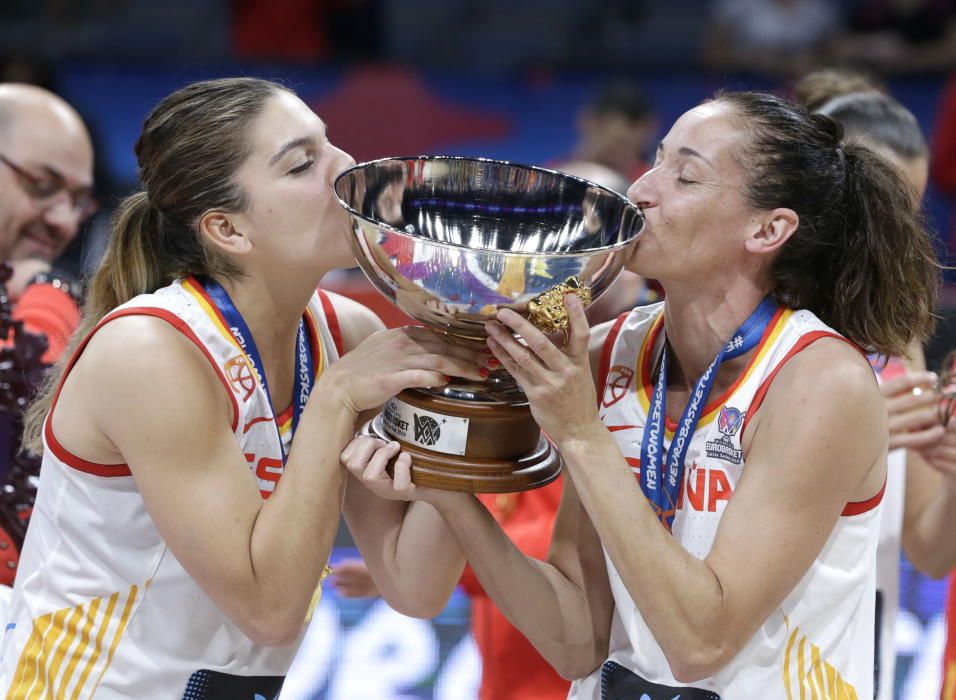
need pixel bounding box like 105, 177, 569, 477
45, 307, 240, 478
641, 308, 788, 433
742, 330, 854, 438
275, 404, 294, 427
317, 288, 345, 357
598, 312, 630, 403
243, 415, 273, 434
841, 477, 886, 516
739, 330, 878, 517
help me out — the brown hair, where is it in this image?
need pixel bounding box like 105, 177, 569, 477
792, 68, 884, 113
713, 91, 938, 357
23, 77, 289, 452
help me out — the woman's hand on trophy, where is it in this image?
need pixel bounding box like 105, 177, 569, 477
341, 436, 417, 501
319, 327, 491, 415
340, 435, 464, 506
484, 294, 602, 444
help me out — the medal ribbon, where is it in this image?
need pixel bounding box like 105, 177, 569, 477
640, 297, 777, 529
199, 277, 315, 458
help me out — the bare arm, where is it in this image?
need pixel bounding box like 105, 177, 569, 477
900, 342, 956, 577
415, 319, 618, 677
56, 317, 350, 647
328, 292, 487, 617
878, 342, 956, 578
487, 297, 886, 682
55, 296, 486, 646
427, 474, 612, 679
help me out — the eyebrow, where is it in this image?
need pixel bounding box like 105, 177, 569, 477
269, 137, 313, 166
40, 163, 93, 190
656, 143, 715, 168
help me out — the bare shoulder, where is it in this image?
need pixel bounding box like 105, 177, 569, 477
75, 314, 233, 420
320, 290, 386, 353
53, 314, 234, 463
751, 335, 885, 454
771, 336, 878, 401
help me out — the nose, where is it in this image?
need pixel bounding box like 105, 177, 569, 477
41, 194, 81, 239
330, 144, 356, 177
626, 169, 658, 211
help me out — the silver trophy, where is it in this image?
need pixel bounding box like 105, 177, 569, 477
334, 156, 643, 492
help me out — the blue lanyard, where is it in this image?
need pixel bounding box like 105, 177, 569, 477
198, 277, 316, 452
640, 297, 777, 529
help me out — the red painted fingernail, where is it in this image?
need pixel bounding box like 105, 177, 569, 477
479, 367, 490, 378
487, 358, 501, 368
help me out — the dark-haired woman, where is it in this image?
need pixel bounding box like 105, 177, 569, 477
349, 91, 939, 698
0, 78, 487, 699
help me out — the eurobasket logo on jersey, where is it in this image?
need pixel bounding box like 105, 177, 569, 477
224, 354, 257, 402
603, 364, 635, 408
705, 405, 743, 464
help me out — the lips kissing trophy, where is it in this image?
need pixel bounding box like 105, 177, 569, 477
334, 157, 644, 492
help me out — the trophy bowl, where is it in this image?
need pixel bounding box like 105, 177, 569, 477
334, 156, 644, 492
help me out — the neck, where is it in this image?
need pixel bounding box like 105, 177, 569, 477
660, 277, 769, 390
216, 271, 321, 369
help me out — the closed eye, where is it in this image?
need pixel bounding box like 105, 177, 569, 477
289, 160, 314, 175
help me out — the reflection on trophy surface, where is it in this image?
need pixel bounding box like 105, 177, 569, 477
334, 156, 644, 492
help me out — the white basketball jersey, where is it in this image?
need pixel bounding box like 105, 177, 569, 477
569, 302, 884, 700
0, 277, 344, 700
870, 356, 909, 700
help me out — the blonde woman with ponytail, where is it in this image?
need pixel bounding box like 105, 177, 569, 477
1, 77, 488, 700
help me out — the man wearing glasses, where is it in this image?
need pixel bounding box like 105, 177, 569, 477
0, 84, 93, 595
0, 83, 94, 362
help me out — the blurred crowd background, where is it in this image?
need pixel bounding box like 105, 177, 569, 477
3, 1, 956, 698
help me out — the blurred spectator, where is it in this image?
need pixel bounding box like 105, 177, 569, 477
0, 83, 93, 586
830, 0, 956, 74
560, 83, 658, 184
0, 83, 90, 362
333, 477, 570, 700
703, 0, 840, 77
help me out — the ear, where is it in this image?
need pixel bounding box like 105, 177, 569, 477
198, 211, 252, 257
744, 208, 799, 255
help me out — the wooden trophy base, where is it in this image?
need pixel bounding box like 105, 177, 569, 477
363, 387, 562, 493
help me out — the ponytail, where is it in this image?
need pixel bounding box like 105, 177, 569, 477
770, 143, 938, 356
21, 190, 176, 453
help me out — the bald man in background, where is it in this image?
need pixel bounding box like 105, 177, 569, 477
0, 83, 93, 362
0, 85, 94, 596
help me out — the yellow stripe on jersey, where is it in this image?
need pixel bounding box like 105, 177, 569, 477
88, 585, 138, 697
5, 585, 140, 700
44, 605, 83, 695
56, 597, 100, 700
70, 591, 117, 700
781, 625, 858, 700
784, 628, 797, 700
181, 278, 246, 357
